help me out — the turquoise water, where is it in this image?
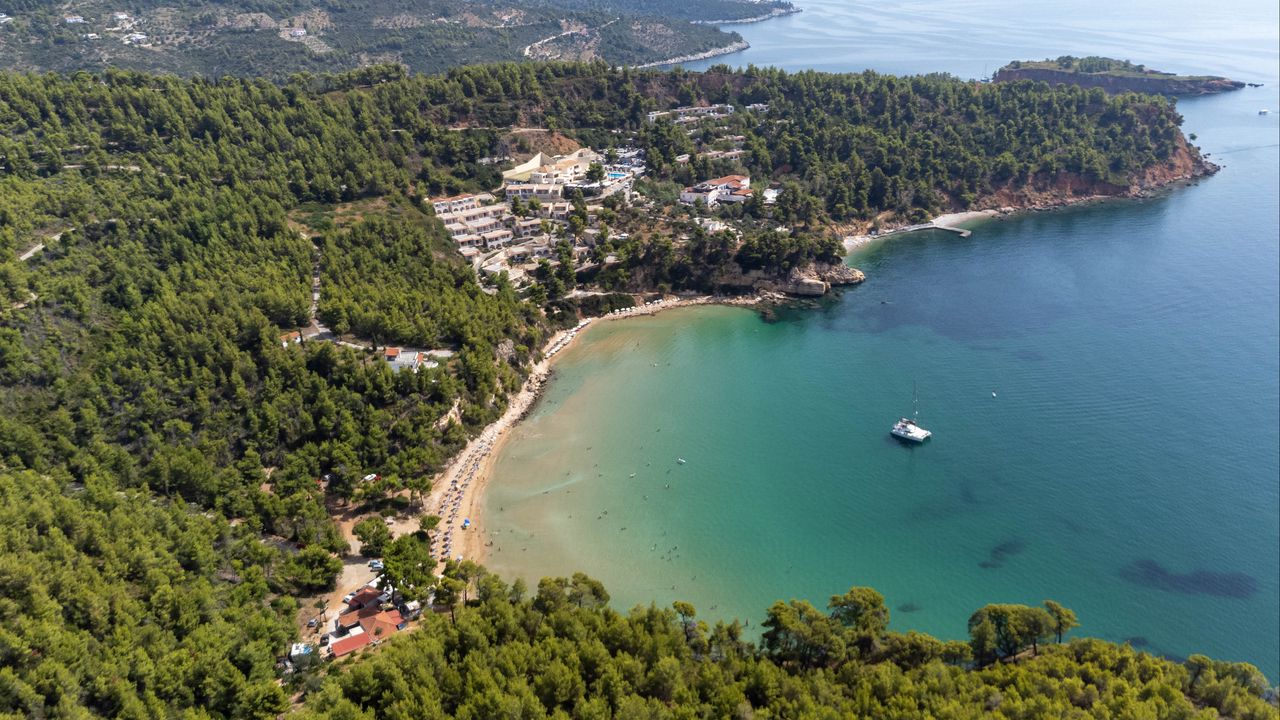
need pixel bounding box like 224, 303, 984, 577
485, 1, 1280, 677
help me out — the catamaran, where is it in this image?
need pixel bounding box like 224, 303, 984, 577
891, 383, 932, 443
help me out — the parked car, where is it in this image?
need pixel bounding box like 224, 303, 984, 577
368, 559, 384, 570
342, 591, 356, 604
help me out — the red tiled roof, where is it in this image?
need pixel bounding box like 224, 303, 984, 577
358, 610, 405, 639
706, 175, 748, 187
347, 587, 382, 610
329, 632, 373, 658
384, 348, 401, 359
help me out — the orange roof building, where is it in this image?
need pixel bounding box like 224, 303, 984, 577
358, 609, 406, 639
328, 631, 373, 658
346, 587, 382, 611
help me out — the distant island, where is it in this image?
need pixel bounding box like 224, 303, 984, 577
995, 56, 1245, 96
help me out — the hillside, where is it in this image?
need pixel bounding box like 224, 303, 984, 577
0, 0, 789, 76
287, 570, 1277, 719
0, 63, 1259, 716
995, 56, 1245, 96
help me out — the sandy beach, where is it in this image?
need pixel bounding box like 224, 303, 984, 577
426, 294, 759, 563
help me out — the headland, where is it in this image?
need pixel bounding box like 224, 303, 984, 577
994, 56, 1246, 95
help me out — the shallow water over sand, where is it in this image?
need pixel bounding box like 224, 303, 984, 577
485, 0, 1280, 676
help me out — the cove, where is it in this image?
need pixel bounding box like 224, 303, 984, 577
485, 0, 1279, 678
484, 173, 1278, 677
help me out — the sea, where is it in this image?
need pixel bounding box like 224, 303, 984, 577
483, 0, 1280, 678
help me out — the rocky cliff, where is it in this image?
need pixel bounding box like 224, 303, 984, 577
993, 67, 1244, 96
971, 132, 1216, 211
710, 261, 865, 297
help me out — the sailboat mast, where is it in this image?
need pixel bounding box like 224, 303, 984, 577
912, 381, 919, 419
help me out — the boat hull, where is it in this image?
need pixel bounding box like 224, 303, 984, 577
891, 419, 931, 443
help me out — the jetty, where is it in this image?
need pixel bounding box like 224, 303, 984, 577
877, 222, 972, 239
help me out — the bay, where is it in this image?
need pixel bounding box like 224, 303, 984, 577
484, 0, 1280, 677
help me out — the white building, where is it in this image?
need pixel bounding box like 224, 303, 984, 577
513, 218, 544, 240
386, 348, 440, 373
646, 104, 735, 123
503, 149, 600, 184
679, 175, 752, 206
481, 229, 514, 249
505, 183, 563, 203
431, 193, 479, 215
538, 202, 573, 221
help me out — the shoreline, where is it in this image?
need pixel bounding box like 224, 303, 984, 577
437, 173, 1217, 564
841, 192, 1157, 253
632, 40, 750, 70
842, 152, 1216, 253
429, 294, 762, 563
842, 208, 1004, 252
690, 7, 802, 25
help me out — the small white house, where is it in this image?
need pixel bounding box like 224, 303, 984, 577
289, 643, 314, 662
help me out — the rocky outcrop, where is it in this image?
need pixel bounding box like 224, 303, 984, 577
993, 67, 1244, 96
1131, 133, 1218, 191
710, 261, 865, 297
966, 133, 1215, 212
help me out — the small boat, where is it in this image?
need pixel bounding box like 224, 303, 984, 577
891, 417, 932, 443
676, 458, 686, 464
1260, 109, 1270, 115
891, 382, 932, 443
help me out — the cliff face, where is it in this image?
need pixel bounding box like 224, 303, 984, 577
972, 133, 1216, 211
993, 67, 1244, 96
709, 261, 865, 297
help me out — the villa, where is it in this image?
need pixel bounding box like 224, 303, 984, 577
680, 175, 752, 206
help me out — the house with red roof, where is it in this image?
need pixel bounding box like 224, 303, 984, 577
328, 629, 373, 658
327, 608, 406, 659
345, 586, 383, 612
358, 609, 406, 640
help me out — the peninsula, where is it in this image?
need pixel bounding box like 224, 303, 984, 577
994, 56, 1246, 95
